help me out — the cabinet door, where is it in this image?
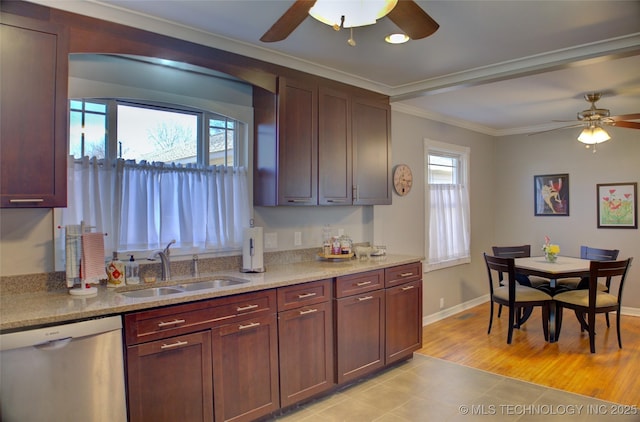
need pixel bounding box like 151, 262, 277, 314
278, 300, 334, 407
385, 279, 423, 365
278, 77, 318, 205
212, 313, 279, 422
335, 289, 385, 384
318, 86, 352, 205
0, 18, 68, 208
126, 331, 214, 422
351, 97, 391, 205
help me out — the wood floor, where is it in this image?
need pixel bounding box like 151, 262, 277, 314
416, 302, 640, 406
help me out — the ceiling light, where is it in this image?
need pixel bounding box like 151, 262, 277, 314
385, 33, 409, 44
577, 125, 611, 145
309, 0, 398, 29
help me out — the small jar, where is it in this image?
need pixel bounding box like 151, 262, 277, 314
340, 235, 352, 254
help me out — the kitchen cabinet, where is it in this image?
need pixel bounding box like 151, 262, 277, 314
385, 263, 423, 365
277, 279, 334, 407
335, 270, 386, 384
123, 290, 278, 422
212, 312, 280, 422
352, 96, 392, 205
254, 77, 318, 206
254, 77, 390, 206
0, 13, 68, 208
126, 331, 214, 422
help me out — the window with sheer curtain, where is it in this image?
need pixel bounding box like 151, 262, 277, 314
424, 140, 471, 271
61, 100, 250, 256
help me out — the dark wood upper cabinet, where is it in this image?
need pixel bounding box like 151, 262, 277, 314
0, 14, 68, 208
255, 79, 391, 207
352, 97, 392, 205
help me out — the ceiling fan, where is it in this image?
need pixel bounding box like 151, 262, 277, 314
532, 93, 640, 146
260, 0, 439, 43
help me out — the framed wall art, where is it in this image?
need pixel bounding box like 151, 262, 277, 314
534, 174, 569, 216
597, 182, 637, 229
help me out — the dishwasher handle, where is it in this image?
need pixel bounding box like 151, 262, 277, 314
34, 337, 73, 350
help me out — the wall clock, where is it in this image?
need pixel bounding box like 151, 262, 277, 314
393, 164, 413, 196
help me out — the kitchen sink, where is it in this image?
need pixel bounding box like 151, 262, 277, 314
119, 277, 249, 298
177, 279, 248, 291
120, 287, 184, 298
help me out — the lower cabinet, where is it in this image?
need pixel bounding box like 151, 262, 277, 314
335, 270, 386, 384
123, 290, 278, 422
123, 262, 422, 421
212, 313, 280, 422
277, 279, 334, 407
385, 263, 423, 365
126, 331, 214, 422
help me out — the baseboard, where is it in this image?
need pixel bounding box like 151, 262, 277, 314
423, 295, 640, 326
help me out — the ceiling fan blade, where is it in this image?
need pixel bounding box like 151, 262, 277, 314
610, 113, 640, 121
611, 121, 640, 129
260, 0, 317, 42
387, 0, 439, 40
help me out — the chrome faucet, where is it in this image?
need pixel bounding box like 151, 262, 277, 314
153, 240, 176, 281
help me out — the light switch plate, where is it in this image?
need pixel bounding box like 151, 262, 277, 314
294, 231, 302, 246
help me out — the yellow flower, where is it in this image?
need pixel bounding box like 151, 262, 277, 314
547, 244, 560, 254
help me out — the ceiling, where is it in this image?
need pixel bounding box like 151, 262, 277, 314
33, 0, 640, 136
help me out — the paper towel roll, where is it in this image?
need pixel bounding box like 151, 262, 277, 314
241, 227, 265, 273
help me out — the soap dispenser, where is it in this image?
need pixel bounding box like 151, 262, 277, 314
125, 255, 140, 285
106, 252, 125, 288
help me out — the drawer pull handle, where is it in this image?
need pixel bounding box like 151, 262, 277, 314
236, 304, 259, 312
356, 281, 372, 287
297, 292, 317, 299
161, 340, 188, 349
399, 272, 414, 277
358, 296, 374, 302
287, 199, 311, 203
401, 285, 416, 291
239, 322, 260, 330
9, 198, 44, 203
158, 319, 186, 327
299, 308, 318, 315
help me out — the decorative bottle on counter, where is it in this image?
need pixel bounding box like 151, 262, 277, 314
125, 255, 140, 284
106, 252, 125, 288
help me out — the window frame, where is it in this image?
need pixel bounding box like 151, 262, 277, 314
424, 139, 471, 272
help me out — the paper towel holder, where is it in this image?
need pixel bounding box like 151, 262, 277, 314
240, 222, 265, 273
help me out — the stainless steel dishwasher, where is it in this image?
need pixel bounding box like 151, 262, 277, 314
0, 315, 127, 422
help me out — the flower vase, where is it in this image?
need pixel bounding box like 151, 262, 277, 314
545, 252, 557, 263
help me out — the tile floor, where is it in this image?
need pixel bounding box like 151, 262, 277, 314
269, 354, 639, 421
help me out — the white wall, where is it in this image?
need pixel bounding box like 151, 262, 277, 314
376, 109, 497, 316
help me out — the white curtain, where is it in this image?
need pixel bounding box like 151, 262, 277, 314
63, 156, 250, 254
427, 183, 470, 269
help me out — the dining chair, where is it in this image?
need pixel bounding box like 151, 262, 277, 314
484, 253, 553, 344
553, 258, 632, 353
557, 246, 619, 328
491, 245, 549, 322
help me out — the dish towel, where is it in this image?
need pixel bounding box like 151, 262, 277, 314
81, 232, 106, 284
65, 225, 82, 288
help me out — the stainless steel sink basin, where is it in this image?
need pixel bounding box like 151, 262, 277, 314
120, 277, 249, 298
120, 287, 184, 298
177, 279, 247, 291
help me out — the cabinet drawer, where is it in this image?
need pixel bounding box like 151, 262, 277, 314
124, 290, 276, 345
335, 270, 384, 298
385, 262, 422, 287
277, 278, 332, 311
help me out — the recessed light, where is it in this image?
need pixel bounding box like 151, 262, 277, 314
385, 33, 409, 44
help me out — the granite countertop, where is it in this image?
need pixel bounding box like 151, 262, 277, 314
0, 254, 422, 331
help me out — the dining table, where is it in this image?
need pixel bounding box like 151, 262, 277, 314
515, 256, 592, 342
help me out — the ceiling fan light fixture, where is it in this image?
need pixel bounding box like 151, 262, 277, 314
577, 125, 611, 144
309, 0, 398, 28
385, 33, 409, 44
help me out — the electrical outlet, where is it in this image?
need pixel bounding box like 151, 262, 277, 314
294, 231, 302, 246
337, 228, 344, 236
265, 232, 278, 249
439, 298, 445, 309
